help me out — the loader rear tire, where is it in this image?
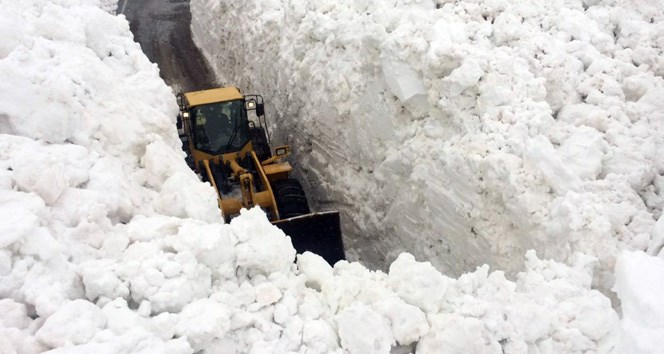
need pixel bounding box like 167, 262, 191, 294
272, 178, 310, 219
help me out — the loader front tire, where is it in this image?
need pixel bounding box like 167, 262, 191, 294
272, 178, 310, 219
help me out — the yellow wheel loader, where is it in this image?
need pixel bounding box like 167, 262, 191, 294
176, 86, 345, 264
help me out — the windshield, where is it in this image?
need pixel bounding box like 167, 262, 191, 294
192, 100, 249, 154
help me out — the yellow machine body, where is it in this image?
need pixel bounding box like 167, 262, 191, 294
179, 87, 292, 221
177, 86, 345, 264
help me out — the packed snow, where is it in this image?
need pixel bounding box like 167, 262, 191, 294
190, 0, 664, 297
0, 0, 663, 353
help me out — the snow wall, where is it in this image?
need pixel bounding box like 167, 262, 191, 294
190, 0, 664, 297
0, 0, 663, 352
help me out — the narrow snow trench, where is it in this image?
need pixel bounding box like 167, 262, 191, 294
119, 0, 217, 92
123, 0, 664, 304
120, 0, 377, 267
1, 1, 663, 352
120, 0, 430, 276
187, 0, 664, 299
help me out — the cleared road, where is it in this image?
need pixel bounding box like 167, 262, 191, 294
118, 0, 217, 92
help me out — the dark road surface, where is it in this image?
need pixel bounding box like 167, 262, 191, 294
118, 0, 217, 93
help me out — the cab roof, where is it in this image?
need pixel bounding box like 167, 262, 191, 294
183, 87, 243, 107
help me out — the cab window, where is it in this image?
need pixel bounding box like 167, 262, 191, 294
192, 100, 248, 154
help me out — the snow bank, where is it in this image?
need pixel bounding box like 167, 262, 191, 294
0, 0, 215, 351
0, 0, 661, 352
614, 251, 664, 353
190, 0, 664, 297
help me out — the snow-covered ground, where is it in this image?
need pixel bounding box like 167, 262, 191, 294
191, 0, 664, 299
0, 0, 663, 353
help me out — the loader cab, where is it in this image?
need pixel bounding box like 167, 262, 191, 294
178, 87, 270, 160
191, 99, 249, 155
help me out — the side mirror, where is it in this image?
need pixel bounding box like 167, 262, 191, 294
177, 111, 189, 129
176, 93, 185, 109
256, 103, 265, 117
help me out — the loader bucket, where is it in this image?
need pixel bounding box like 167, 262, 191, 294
273, 211, 345, 265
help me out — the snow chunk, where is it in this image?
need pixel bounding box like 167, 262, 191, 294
119, 238, 212, 313
297, 251, 334, 291
388, 253, 450, 313
557, 127, 607, 180
302, 319, 339, 353
35, 299, 106, 348
0, 191, 44, 248
255, 282, 282, 306
525, 135, 581, 195
233, 207, 296, 276
373, 297, 429, 345
382, 59, 426, 102
176, 298, 231, 351
174, 220, 236, 280
0, 299, 31, 330
648, 215, 664, 257
10, 153, 68, 205
417, 314, 500, 354
337, 303, 394, 354
614, 251, 664, 353
0, 15, 30, 59
444, 58, 485, 95
80, 259, 129, 302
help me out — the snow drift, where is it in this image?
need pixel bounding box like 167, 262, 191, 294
190, 0, 664, 297
0, 0, 662, 352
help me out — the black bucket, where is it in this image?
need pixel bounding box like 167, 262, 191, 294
273, 211, 346, 266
